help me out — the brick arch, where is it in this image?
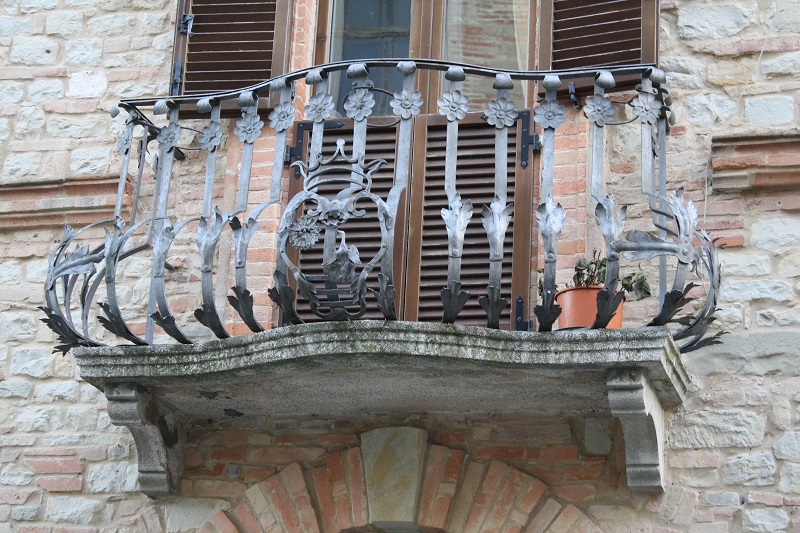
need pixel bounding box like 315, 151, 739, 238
198, 428, 601, 533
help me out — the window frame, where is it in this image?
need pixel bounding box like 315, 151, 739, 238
171, 0, 294, 97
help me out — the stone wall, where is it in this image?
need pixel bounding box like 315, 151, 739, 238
0, 0, 799, 531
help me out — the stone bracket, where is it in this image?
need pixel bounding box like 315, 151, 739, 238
105, 382, 183, 498
607, 368, 666, 492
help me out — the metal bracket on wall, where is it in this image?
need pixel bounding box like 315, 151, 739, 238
515, 296, 532, 331
285, 120, 345, 176
518, 110, 541, 169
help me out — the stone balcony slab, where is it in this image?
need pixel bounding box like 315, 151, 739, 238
74, 321, 689, 496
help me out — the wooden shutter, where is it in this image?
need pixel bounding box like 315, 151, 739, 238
405, 114, 532, 328
289, 121, 408, 322
174, 0, 292, 95
539, 0, 658, 89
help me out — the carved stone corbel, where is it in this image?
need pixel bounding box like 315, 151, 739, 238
607, 368, 666, 492
105, 383, 183, 498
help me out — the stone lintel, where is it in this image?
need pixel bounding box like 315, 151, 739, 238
75, 321, 688, 495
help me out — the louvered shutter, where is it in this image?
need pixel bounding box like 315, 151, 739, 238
539, 0, 658, 89
289, 122, 407, 322
175, 0, 292, 95
404, 114, 532, 328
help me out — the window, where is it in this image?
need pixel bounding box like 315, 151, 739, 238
171, 0, 293, 95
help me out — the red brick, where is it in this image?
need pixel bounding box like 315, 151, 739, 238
23, 448, 77, 457
326, 451, 345, 486
233, 501, 264, 533
211, 510, 239, 533
432, 429, 465, 448
19, 527, 50, 533
265, 475, 300, 531
210, 447, 247, 462
25, 459, 83, 474
242, 466, 277, 483
473, 445, 527, 460
565, 464, 604, 481
248, 446, 325, 465
443, 449, 465, 482
37, 476, 83, 492
309, 468, 338, 533
53, 528, 98, 533
517, 478, 547, 514
542, 444, 579, 462
346, 447, 368, 526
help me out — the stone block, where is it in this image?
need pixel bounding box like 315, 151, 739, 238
0, 153, 41, 185
69, 147, 110, 175
46, 116, 107, 138
0, 81, 24, 103
718, 252, 771, 276
778, 254, 800, 278
87, 13, 134, 36
670, 409, 765, 448
19, 0, 59, 12
0, 118, 9, 141
34, 381, 79, 402
11, 347, 55, 378
757, 308, 800, 327
720, 279, 793, 303
742, 507, 790, 532
11, 506, 38, 521
66, 405, 100, 431
0, 258, 21, 284
162, 498, 229, 533
15, 106, 46, 139
66, 71, 107, 98
16, 406, 61, 432
45, 11, 82, 36
780, 463, 800, 494
773, 0, 800, 33
703, 491, 740, 507
0, 16, 34, 36
773, 432, 800, 461
686, 93, 736, 127
0, 380, 32, 398
10, 37, 59, 65
44, 496, 105, 525
751, 217, 800, 249
745, 96, 795, 126
677, 4, 756, 40
361, 427, 428, 523
26, 79, 64, 103
0, 464, 34, 486
720, 451, 775, 486
65, 39, 102, 66
761, 52, 800, 77
86, 463, 138, 493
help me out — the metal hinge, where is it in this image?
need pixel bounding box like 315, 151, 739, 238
179, 13, 194, 36
170, 60, 183, 96
285, 120, 345, 176
518, 110, 541, 169
515, 296, 532, 331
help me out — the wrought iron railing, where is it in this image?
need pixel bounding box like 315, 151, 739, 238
41, 59, 722, 354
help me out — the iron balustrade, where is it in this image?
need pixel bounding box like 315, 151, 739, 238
40, 59, 723, 354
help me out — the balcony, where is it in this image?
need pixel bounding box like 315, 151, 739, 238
41, 60, 722, 497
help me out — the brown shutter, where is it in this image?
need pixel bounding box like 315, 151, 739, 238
289, 122, 408, 323
539, 0, 658, 89
174, 0, 292, 95
404, 114, 532, 328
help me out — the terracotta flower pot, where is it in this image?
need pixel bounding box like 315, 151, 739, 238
554, 286, 623, 329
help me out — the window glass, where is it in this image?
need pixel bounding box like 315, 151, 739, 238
329, 0, 413, 115
443, 0, 528, 107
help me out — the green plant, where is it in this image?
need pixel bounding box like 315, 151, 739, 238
572, 250, 606, 287
621, 268, 651, 301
